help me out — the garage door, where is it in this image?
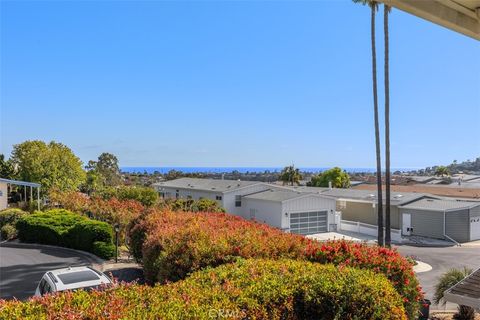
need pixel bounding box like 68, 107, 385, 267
290, 211, 328, 235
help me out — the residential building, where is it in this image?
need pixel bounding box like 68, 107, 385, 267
153, 178, 337, 235
154, 177, 480, 242
153, 178, 273, 215
399, 198, 480, 243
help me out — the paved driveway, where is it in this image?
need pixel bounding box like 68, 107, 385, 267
0, 242, 102, 300
395, 244, 480, 309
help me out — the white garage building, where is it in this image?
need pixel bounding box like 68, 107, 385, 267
153, 178, 337, 235
243, 190, 337, 234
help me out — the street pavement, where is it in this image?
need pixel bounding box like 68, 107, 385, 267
395, 244, 480, 309
0, 241, 103, 300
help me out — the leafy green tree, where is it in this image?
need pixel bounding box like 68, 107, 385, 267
10, 140, 85, 193
279, 165, 302, 186
165, 169, 183, 181
308, 167, 351, 188
83, 170, 104, 195
0, 154, 15, 179
96, 153, 122, 186
434, 268, 475, 320
435, 166, 450, 177
86, 153, 122, 188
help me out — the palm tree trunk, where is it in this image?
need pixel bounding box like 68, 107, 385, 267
371, 4, 384, 246
384, 5, 391, 247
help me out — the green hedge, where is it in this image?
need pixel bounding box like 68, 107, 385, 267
0, 208, 27, 240
92, 241, 115, 260
0, 259, 407, 319
95, 186, 158, 207
16, 209, 114, 259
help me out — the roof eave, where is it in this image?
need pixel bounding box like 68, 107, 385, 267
379, 0, 480, 41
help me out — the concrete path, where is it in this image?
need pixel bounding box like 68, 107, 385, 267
307, 231, 377, 243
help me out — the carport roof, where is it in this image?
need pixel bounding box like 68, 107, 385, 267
399, 198, 480, 211
0, 178, 40, 188
444, 267, 480, 310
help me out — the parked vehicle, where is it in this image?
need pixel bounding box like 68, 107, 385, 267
34, 266, 112, 296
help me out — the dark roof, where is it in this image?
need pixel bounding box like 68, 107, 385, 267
444, 267, 480, 309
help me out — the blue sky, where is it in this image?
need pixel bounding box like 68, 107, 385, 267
1, 1, 479, 168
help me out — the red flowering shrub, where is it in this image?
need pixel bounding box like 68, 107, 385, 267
129, 210, 308, 282
0, 259, 407, 320
129, 210, 422, 318
49, 190, 145, 242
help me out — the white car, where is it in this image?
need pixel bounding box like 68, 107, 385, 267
34, 266, 112, 296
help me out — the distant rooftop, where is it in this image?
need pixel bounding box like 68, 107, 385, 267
319, 188, 426, 205
153, 177, 261, 193
400, 198, 480, 211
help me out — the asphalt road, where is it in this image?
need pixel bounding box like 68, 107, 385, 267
0, 241, 102, 300
395, 244, 480, 308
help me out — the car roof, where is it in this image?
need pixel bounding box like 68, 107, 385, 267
45, 266, 111, 291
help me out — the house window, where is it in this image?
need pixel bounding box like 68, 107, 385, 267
216, 195, 222, 201
175, 190, 179, 199
235, 195, 242, 207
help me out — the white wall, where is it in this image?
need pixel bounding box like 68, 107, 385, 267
222, 184, 272, 216
157, 183, 272, 216
282, 195, 337, 231
242, 198, 283, 229
0, 182, 7, 210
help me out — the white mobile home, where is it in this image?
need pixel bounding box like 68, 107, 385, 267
153, 178, 337, 235
153, 178, 272, 216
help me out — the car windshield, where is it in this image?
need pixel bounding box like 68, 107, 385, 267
57, 270, 100, 285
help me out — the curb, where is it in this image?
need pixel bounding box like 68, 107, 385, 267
0, 240, 106, 271
398, 241, 456, 248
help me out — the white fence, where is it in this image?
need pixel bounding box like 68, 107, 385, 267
340, 219, 402, 242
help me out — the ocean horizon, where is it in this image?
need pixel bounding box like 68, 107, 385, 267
121, 167, 420, 174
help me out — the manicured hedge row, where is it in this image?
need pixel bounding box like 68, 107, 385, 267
128, 210, 422, 319
0, 259, 407, 320
16, 209, 115, 259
